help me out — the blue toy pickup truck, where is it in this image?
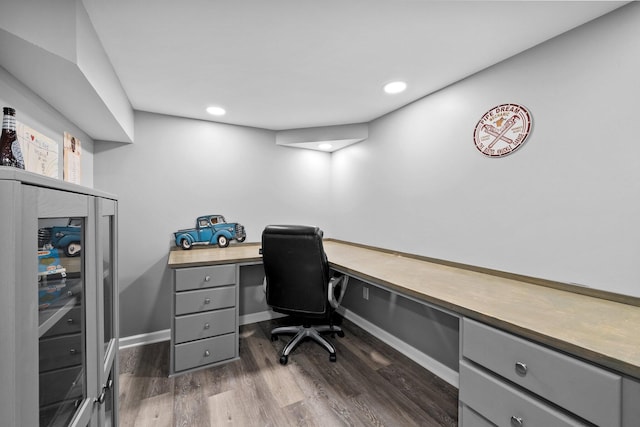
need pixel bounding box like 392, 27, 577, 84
39, 218, 82, 257
174, 214, 246, 249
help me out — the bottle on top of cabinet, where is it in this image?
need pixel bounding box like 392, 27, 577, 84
0, 107, 25, 169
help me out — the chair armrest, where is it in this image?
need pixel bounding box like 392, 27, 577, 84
328, 275, 349, 309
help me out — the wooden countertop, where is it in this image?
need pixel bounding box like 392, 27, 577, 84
168, 243, 262, 267
168, 240, 640, 379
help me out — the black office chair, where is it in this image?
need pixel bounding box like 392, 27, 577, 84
261, 225, 348, 365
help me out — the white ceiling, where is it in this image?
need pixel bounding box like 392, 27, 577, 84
82, 0, 627, 131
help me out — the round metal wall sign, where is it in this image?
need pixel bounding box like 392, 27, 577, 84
473, 103, 532, 157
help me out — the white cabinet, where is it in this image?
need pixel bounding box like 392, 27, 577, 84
0, 168, 118, 427
459, 317, 636, 427
170, 264, 239, 375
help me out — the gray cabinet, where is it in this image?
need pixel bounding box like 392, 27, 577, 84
460, 317, 636, 427
0, 168, 118, 427
170, 264, 239, 375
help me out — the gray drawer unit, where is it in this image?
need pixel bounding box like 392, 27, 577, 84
174, 307, 236, 344
623, 377, 640, 427
462, 318, 621, 427
460, 361, 584, 427
174, 333, 237, 372
171, 264, 239, 375
175, 286, 236, 315
175, 264, 236, 291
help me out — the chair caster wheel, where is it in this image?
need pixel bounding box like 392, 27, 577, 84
271, 334, 278, 342
279, 355, 288, 365
329, 353, 337, 362
337, 331, 345, 338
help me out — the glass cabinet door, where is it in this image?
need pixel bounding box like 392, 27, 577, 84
35, 188, 96, 427
37, 216, 86, 426
99, 205, 115, 354
96, 198, 118, 426
101, 367, 116, 427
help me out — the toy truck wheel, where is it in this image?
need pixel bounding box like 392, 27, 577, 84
180, 238, 192, 250
237, 236, 246, 243
65, 242, 82, 257
217, 235, 229, 248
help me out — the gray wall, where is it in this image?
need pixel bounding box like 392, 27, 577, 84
94, 111, 331, 337
0, 66, 95, 186
5, 2, 639, 341
329, 3, 640, 298
341, 278, 460, 371
239, 264, 269, 316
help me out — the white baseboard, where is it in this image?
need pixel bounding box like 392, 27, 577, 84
337, 307, 459, 388
118, 329, 170, 350
117, 309, 459, 389
118, 311, 284, 350
239, 310, 286, 325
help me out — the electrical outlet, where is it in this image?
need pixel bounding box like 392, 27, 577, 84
363, 286, 369, 300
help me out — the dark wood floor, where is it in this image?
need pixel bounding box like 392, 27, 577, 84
118, 318, 458, 426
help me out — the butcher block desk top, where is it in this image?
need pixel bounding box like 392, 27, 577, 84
168, 240, 640, 378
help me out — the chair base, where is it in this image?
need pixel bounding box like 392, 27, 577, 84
271, 324, 344, 365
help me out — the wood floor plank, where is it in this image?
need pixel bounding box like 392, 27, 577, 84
305, 335, 444, 426
378, 363, 458, 425
132, 393, 174, 427
244, 323, 306, 409
117, 374, 141, 427
173, 371, 210, 427
231, 327, 301, 427
208, 389, 251, 426
337, 330, 392, 371
119, 318, 459, 426
284, 352, 370, 427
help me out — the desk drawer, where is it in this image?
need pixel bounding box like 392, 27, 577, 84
175, 286, 236, 315
174, 333, 237, 372
174, 307, 236, 344
460, 360, 584, 427
460, 404, 493, 427
462, 318, 621, 426
175, 264, 236, 291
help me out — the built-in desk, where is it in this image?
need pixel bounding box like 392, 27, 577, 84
168, 239, 640, 426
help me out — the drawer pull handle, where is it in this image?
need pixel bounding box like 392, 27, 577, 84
510, 415, 523, 427
69, 348, 77, 355
204, 350, 211, 357
515, 361, 528, 376
204, 323, 210, 329
67, 318, 74, 324
204, 298, 211, 304
204, 275, 211, 282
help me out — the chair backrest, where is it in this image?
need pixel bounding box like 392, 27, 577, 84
262, 225, 330, 316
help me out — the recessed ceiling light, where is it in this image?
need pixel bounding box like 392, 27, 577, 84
383, 81, 407, 94
206, 106, 226, 116
318, 143, 333, 150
